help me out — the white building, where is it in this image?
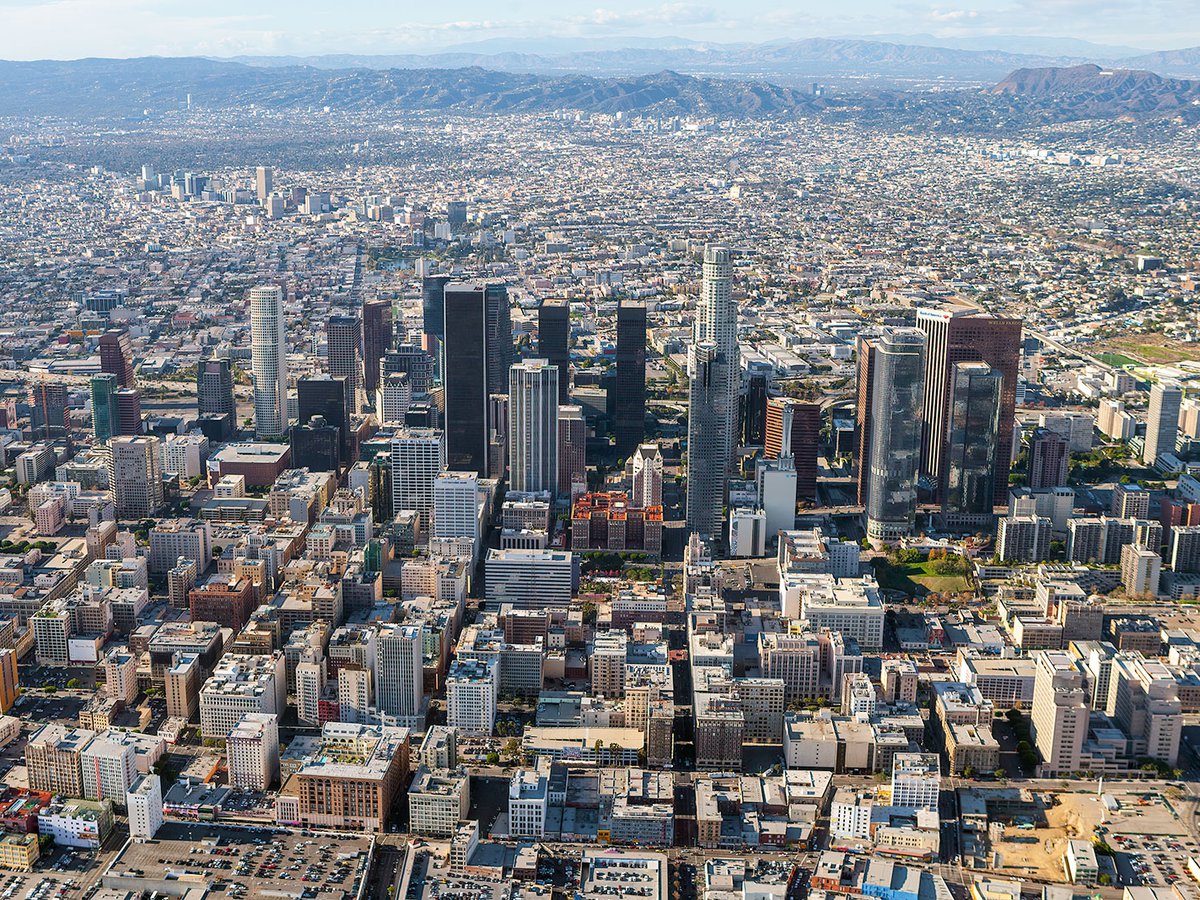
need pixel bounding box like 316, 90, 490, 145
408, 767, 470, 837
376, 623, 425, 726
378, 373, 413, 425
1144, 381, 1182, 466
484, 548, 574, 608
249, 285, 288, 439
108, 436, 164, 518
890, 752, 940, 812
390, 429, 445, 520
508, 360, 559, 494
227, 712, 280, 791
433, 471, 480, 541
507, 767, 549, 839
79, 735, 137, 809
198, 653, 286, 739
831, 787, 873, 840
798, 575, 885, 649
446, 658, 499, 735
126, 773, 163, 841
728, 508, 766, 558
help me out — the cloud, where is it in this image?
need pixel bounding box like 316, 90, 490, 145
928, 8, 980, 21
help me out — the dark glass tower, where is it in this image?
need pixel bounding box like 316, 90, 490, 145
421, 276, 450, 381
945, 362, 1002, 517
613, 301, 647, 458
742, 373, 768, 447
363, 299, 393, 398
90, 374, 119, 443
297, 374, 350, 465
327, 315, 362, 410
765, 397, 821, 502
538, 299, 571, 405
444, 283, 510, 476
99, 328, 135, 387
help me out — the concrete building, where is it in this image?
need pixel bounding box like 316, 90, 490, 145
1030, 651, 1088, 776
446, 658, 499, 735
198, 653, 286, 740
227, 712, 280, 791
408, 767, 470, 837
126, 773, 163, 841
249, 284, 288, 439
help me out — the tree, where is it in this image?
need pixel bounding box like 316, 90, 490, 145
485, 751, 500, 765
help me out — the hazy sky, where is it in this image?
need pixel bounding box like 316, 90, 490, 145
1, 0, 1196, 59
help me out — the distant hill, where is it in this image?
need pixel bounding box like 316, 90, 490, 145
991, 64, 1200, 119
1119, 46, 1200, 77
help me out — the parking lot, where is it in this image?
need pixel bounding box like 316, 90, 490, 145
104, 822, 374, 900
1099, 790, 1196, 889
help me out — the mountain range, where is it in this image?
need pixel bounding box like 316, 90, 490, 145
1, 56, 1199, 125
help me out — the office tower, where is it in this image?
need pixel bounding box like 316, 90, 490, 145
765, 397, 820, 502
127, 773, 163, 841
614, 301, 647, 457
421, 275, 450, 380
558, 405, 587, 499
290, 415, 340, 473
1027, 427, 1070, 490
297, 374, 350, 465
447, 201, 468, 229
629, 443, 663, 507
865, 327, 926, 545
363, 299, 393, 398
434, 471, 480, 542
377, 624, 424, 721
855, 333, 878, 506
446, 659, 498, 735
686, 245, 739, 539
508, 360, 559, 494
944, 362, 1002, 518
327, 315, 363, 411
108, 436, 164, 518
1029, 650, 1088, 776
743, 373, 768, 446
378, 373, 413, 425
99, 328, 135, 387
538, 299, 571, 405
443, 283, 510, 476
90, 374, 119, 443
390, 428, 445, 520
383, 345, 435, 396
916, 307, 1021, 504
115, 388, 144, 436
255, 166, 272, 202
1144, 380, 1183, 465
249, 285, 288, 439
196, 357, 235, 428
31, 381, 69, 441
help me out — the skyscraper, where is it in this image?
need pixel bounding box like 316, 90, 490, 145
614, 301, 647, 458
109, 436, 164, 518
99, 328, 135, 387
1144, 380, 1183, 465
443, 283, 510, 477
327, 315, 362, 412
855, 333, 878, 506
538, 300, 570, 405
944, 362, 1002, 519
421, 275, 450, 380
686, 246, 739, 539
249, 285, 288, 439
390, 428, 445, 520
297, 374, 350, 465
1029, 650, 1088, 776
362, 299, 393, 399
196, 357, 236, 440
255, 166, 272, 203
765, 397, 821, 502
290, 416, 341, 473
115, 388, 144, 436
1027, 427, 1070, 490
508, 360, 559, 494
865, 327, 926, 545
31, 382, 69, 442
376, 624, 424, 722
558, 405, 587, 499
743, 373, 768, 447
916, 307, 1021, 505
91, 374, 119, 444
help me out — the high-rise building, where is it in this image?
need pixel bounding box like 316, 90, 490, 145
115, 388, 144, 436
558, 405, 587, 499
327, 315, 363, 411
363, 299, 393, 398
290, 416, 340, 473
108, 436, 164, 518
855, 333, 878, 506
90, 374, 119, 444
629, 443, 663, 508
196, 357, 236, 436
390, 428, 445, 520
508, 360, 559, 494
127, 773, 163, 842
765, 397, 821, 502
378, 373, 413, 425
916, 307, 1021, 505
383, 345, 435, 396
686, 246, 739, 539
421, 275, 450, 380
1027, 428, 1070, 490
1030, 650, 1088, 776
255, 166, 273, 203
297, 374, 350, 465
249, 285, 288, 439
944, 362, 1002, 518
433, 471, 479, 542
31, 381, 69, 442
377, 624, 424, 723
99, 328, 135, 387
614, 301, 647, 457
443, 283, 510, 476
865, 327, 926, 545
1144, 380, 1183, 466
743, 373, 768, 447
538, 300, 571, 405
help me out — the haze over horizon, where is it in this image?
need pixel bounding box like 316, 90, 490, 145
1, 0, 1198, 62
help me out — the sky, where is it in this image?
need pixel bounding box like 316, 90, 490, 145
0, 0, 1196, 60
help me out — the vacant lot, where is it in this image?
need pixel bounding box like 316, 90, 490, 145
1096, 336, 1200, 365
873, 558, 972, 596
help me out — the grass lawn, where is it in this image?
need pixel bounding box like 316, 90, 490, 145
1096, 352, 1140, 368
872, 558, 972, 596
1096, 337, 1200, 365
